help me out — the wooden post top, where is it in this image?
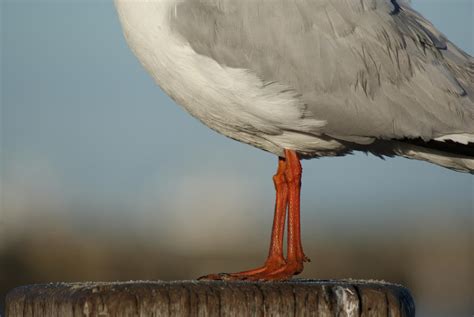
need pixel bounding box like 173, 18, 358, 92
6, 279, 415, 317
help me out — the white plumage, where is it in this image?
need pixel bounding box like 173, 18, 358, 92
114, 0, 474, 172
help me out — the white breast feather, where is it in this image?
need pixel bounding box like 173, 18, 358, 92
114, 0, 338, 157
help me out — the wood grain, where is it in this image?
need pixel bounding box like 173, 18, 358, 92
6, 279, 415, 317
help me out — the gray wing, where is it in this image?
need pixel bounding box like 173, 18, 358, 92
170, 0, 474, 141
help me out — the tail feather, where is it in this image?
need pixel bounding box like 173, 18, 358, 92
402, 138, 474, 157
353, 138, 474, 173
393, 139, 474, 173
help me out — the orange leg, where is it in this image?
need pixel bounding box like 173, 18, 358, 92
227, 157, 289, 277
262, 149, 309, 280
266, 158, 289, 266
198, 157, 288, 280
198, 150, 309, 281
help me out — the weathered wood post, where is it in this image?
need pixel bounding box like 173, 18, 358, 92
6, 280, 415, 316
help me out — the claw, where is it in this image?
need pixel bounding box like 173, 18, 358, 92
197, 258, 304, 281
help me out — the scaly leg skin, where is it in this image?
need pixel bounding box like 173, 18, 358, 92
198, 158, 289, 281
198, 150, 310, 281
259, 149, 310, 280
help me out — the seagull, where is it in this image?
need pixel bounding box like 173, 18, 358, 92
114, 0, 474, 280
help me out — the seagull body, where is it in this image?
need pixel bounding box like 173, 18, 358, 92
115, 0, 474, 280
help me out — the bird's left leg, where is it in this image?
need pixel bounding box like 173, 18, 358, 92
225, 157, 289, 278
198, 157, 289, 281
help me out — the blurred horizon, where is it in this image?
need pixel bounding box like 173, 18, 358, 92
1, 0, 473, 316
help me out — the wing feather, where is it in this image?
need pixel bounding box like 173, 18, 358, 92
170, 0, 474, 141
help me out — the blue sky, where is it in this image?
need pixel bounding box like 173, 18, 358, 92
1, 0, 472, 234
1, 3, 472, 315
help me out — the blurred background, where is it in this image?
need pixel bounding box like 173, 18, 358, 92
0, 0, 472, 316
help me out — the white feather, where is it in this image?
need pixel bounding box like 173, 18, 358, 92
114, 0, 330, 157
435, 134, 474, 145
114, 0, 474, 172
392, 142, 474, 173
